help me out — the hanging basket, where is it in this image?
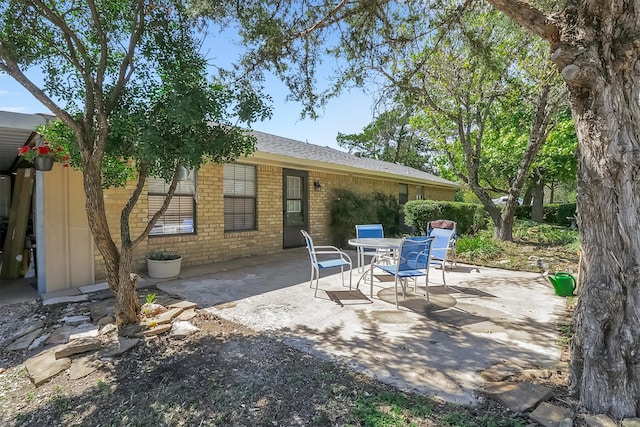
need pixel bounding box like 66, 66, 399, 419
33, 156, 54, 171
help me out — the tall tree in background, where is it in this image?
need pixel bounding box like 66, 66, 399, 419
0, 0, 269, 324
203, 0, 640, 417
336, 105, 439, 173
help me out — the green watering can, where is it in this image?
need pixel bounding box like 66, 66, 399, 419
548, 272, 577, 297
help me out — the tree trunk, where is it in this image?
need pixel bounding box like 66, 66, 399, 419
566, 57, 640, 419
531, 169, 544, 222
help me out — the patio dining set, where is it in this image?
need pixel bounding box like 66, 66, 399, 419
301, 221, 457, 309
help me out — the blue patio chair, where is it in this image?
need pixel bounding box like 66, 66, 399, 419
377, 236, 434, 309
427, 220, 457, 270
301, 230, 353, 297
355, 224, 393, 272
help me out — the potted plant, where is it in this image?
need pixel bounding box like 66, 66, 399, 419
17, 137, 70, 171
146, 250, 182, 279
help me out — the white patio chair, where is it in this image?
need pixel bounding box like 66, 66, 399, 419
301, 230, 352, 297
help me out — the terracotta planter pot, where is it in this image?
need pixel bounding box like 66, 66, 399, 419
33, 156, 54, 171
147, 256, 182, 278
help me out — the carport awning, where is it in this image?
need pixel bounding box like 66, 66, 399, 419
0, 111, 53, 174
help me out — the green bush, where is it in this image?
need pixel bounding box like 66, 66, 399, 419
543, 203, 576, 226
403, 200, 489, 236
515, 205, 531, 220
456, 233, 502, 258
329, 189, 400, 247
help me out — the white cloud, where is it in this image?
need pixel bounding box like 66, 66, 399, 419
0, 90, 9, 95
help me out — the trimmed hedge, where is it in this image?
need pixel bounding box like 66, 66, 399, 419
403, 200, 489, 236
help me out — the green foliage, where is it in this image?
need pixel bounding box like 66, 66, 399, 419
147, 251, 180, 261
145, 293, 157, 305
512, 220, 579, 246
543, 203, 576, 227
403, 200, 489, 236
456, 234, 502, 258
329, 189, 400, 247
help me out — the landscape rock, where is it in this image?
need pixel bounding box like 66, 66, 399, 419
154, 307, 184, 325
584, 414, 618, 427
143, 324, 172, 337
522, 369, 553, 380
622, 418, 640, 427
100, 324, 117, 335
176, 308, 197, 321
43, 294, 89, 306
61, 315, 91, 326
24, 348, 71, 386
170, 321, 200, 338
97, 316, 115, 326
28, 333, 51, 351
55, 337, 102, 358
485, 381, 554, 412
530, 402, 574, 427
2, 320, 45, 346
481, 363, 520, 382
168, 300, 198, 310
100, 337, 141, 357
119, 323, 143, 338
6, 328, 43, 351
69, 355, 102, 380
69, 326, 100, 340
90, 301, 115, 321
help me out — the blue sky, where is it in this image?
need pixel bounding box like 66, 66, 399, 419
0, 27, 376, 151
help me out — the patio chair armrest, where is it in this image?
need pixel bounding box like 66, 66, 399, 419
315, 248, 352, 264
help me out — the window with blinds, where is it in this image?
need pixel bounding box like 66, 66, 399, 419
224, 163, 256, 231
148, 173, 196, 236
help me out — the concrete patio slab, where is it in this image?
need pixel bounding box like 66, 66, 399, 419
157, 249, 565, 406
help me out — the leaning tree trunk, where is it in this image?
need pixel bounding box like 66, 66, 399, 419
564, 53, 640, 419
531, 168, 544, 223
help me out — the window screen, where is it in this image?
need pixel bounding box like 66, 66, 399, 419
224, 164, 256, 231
148, 173, 196, 236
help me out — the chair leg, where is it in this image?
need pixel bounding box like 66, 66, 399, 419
441, 263, 447, 288
309, 268, 315, 288
348, 267, 352, 291
314, 270, 320, 297
394, 276, 400, 309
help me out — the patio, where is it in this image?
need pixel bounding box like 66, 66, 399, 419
157, 248, 565, 405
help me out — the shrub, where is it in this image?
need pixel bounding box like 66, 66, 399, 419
403, 200, 489, 236
329, 189, 400, 247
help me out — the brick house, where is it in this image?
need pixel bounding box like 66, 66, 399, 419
1, 112, 458, 294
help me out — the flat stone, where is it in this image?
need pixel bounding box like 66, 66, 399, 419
79, 282, 109, 294
481, 363, 520, 382
3, 320, 45, 346
585, 414, 618, 427
61, 315, 91, 326
6, 328, 43, 351
168, 301, 198, 310
43, 294, 89, 306
485, 381, 554, 412
28, 333, 51, 351
522, 369, 553, 380
119, 324, 143, 338
55, 337, 102, 358
155, 307, 184, 325
69, 326, 99, 340
143, 324, 172, 337
98, 316, 115, 326
176, 308, 197, 321
24, 348, 71, 386
622, 418, 640, 427
530, 402, 574, 427
170, 321, 200, 338
69, 355, 102, 380
100, 324, 117, 335
90, 302, 115, 322
100, 337, 141, 357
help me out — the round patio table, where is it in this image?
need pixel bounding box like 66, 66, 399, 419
348, 238, 402, 297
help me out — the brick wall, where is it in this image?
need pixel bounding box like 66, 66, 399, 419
94, 162, 455, 280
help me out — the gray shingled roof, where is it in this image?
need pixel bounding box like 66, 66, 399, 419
251, 130, 459, 188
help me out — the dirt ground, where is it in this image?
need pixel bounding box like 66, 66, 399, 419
0, 283, 579, 427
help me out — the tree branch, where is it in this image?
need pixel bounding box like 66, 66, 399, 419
484, 0, 559, 44
291, 0, 351, 39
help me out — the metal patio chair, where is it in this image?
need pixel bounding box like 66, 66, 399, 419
377, 236, 434, 309
355, 224, 393, 272
426, 220, 457, 270
301, 230, 353, 297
